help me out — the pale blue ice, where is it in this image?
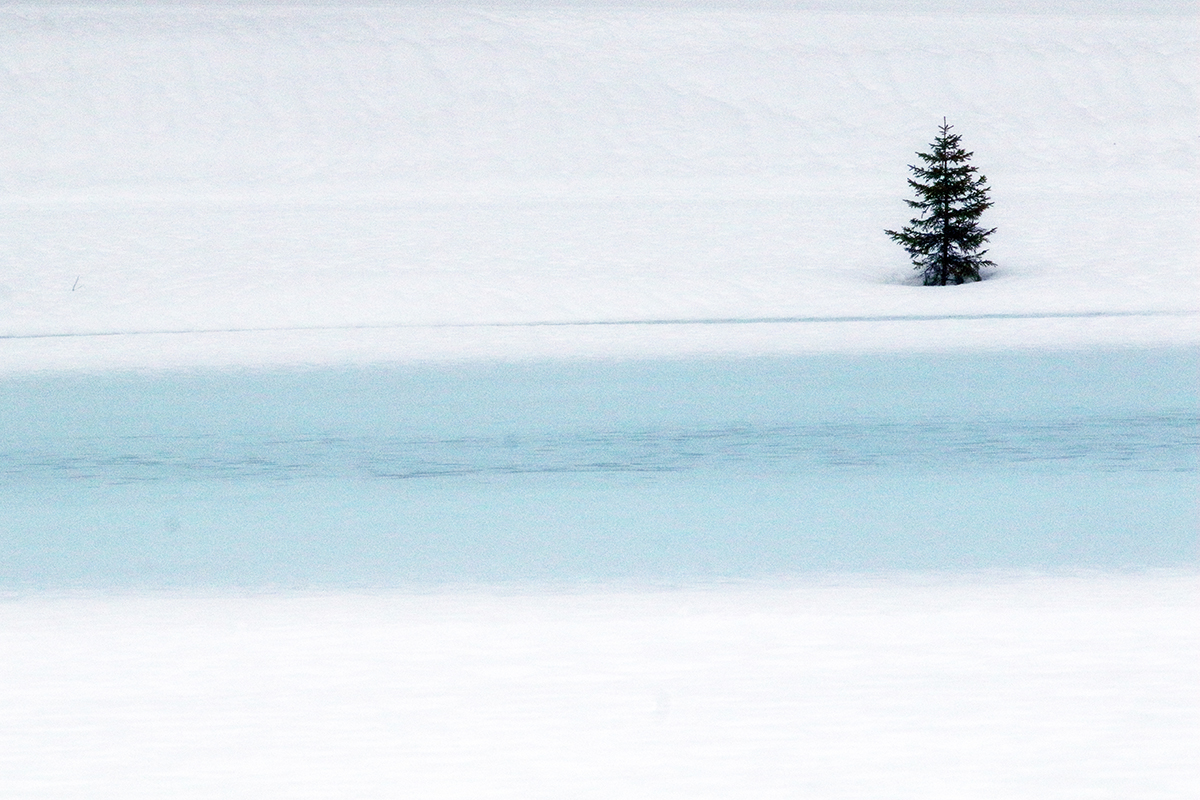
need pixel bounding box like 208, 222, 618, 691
2, 347, 1194, 588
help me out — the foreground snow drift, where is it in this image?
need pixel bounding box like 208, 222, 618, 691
2, 574, 1196, 799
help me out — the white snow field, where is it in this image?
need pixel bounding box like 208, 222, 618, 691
2, 574, 1197, 799
0, 1, 1197, 798
0, 0, 1197, 369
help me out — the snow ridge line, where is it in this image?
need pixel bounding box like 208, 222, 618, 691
0, 310, 1194, 341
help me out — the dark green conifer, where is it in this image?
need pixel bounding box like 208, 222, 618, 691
886, 120, 995, 286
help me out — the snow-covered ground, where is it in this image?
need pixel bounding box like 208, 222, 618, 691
2, 573, 1197, 799
1, 2, 1197, 797
1, 1, 1196, 370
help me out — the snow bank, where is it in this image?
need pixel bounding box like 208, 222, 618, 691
0, 3, 1196, 370
2, 573, 1196, 798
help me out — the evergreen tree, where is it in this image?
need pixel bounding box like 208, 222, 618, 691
886, 120, 995, 286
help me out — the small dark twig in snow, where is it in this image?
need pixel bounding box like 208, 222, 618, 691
71, 277, 80, 291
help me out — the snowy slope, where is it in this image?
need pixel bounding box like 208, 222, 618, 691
0, 2, 1196, 370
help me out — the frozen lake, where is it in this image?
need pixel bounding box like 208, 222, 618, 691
2, 347, 1194, 588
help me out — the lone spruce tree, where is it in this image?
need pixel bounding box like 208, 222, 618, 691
886, 120, 995, 285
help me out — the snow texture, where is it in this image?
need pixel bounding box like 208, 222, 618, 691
0, 1, 1196, 371
2, 574, 1197, 799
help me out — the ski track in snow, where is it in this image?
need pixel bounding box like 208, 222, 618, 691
0, 308, 1194, 339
